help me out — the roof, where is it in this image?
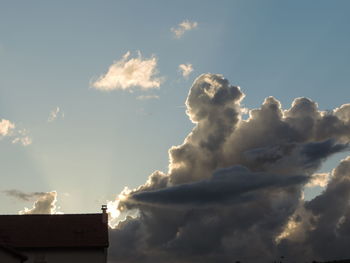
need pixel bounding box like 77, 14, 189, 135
0, 214, 108, 248
0, 244, 28, 261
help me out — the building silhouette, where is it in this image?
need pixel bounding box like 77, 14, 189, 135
0, 206, 109, 263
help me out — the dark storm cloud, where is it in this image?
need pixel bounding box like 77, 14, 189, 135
129, 166, 307, 207
244, 139, 349, 173
108, 74, 350, 263
301, 139, 349, 167
277, 157, 350, 261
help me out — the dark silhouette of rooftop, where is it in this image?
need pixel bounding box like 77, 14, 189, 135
0, 213, 108, 248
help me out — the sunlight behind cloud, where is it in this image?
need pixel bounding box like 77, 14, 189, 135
107, 187, 139, 228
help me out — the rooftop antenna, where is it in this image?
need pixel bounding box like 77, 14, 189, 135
101, 205, 107, 214
101, 205, 108, 224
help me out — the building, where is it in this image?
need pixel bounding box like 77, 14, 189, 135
0, 206, 109, 263
0, 244, 28, 263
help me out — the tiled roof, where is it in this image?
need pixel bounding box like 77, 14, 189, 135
0, 214, 108, 248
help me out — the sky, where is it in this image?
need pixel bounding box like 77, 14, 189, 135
1, 0, 350, 218
0, 0, 350, 262
0, 1, 350, 210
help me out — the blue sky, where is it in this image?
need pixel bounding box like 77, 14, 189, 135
1, 0, 350, 214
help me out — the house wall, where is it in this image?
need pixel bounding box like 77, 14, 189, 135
20, 247, 107, 263
0, 250, 22, 263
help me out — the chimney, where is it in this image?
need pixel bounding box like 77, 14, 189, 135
101, 205, 108, 224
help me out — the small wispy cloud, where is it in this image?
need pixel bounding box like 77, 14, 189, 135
48, 106, 64, 122
171, 20, 198, 38
0, 118, 32, 146
12, 135, 32, 146
179, 63, 193, 78
3, 189, 47, 201
12, 128, 32, 146
306, 173, 330, 188
0, 119, 15, 136
92, 51, 162, 91
136, 95, 160, 100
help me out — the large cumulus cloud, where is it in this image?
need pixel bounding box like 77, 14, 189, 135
108, 74, 350, 263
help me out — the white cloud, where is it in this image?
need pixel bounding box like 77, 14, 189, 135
179, 63, 193, 78
0, 119, 15, 136
0, 118, 32, 146
171, 20, 198, 38
12, 136, 32, 146
136, 95, 160, 100
92, 51, 161, 91
306, 172, 330, 187
48, 106, 63, 122
11, 128, 32, 146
